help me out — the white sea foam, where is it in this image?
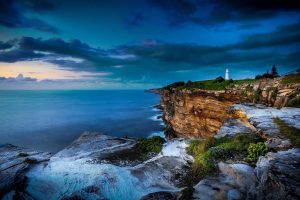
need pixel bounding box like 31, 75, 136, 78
148, 131, 165, 138
149, 114, 163, 122
25, 138, 192, 200
151, 107, 162, 112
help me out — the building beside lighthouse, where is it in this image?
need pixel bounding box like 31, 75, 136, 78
225, 68, 230, 80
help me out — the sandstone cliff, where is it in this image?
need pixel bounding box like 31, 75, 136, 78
160, 72, 300, 139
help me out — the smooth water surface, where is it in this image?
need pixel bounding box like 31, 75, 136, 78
0, 90, 163, 152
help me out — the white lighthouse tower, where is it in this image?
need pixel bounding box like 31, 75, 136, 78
225, 68, 230, 80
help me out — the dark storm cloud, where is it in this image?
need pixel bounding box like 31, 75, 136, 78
232, 22, 300, 49
0, 40, 15, 50
148, 0, 197, 26
0, 21, 299, 79
0, 37, 133, 69
148, 0, 300, 26
119, 43, 276, 68
0, 0, 59, 33
19, 37, 101, 57
0, 48, 45, 62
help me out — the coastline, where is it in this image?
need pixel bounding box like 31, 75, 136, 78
1, 85, 300, 199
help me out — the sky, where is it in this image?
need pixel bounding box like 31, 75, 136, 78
0, 0, 300, 89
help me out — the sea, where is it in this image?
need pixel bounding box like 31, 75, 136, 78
0, 90, 164, 153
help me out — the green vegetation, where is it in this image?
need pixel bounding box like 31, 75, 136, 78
274, 118, 300, 147
136, 136, 165, 153
24, 158, 37, 164
100, 136, 166, 166
281, 73, 300, 84
241, 84, 254, 96
181, 134, 264, 199
174, 79, 257, 91
270, 87, 278, 100
255, 65, 279, 79
253, 89, 262, 102
247, 142, 269, 165
17, 152, 28, 157
179, 186, 194, 200
186, 134, 263, 181
287, 97, 300, 108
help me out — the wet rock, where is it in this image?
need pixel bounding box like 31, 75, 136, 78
140, 191, 177, 200
19, 133, 192, 200
266, 138, 292, 149
215, 118, 256, 138
0, 144, 51, 198
131, 139, 193, 189
255, 148, 300, 200
232, 104, 300, 149
193, 162, 256, 200
53, 132, 137, 160
227, 189, 242, 200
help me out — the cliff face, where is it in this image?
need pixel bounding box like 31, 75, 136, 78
232, 77, 300, 107
161, 90, 238, 138
161, 74, 300, 139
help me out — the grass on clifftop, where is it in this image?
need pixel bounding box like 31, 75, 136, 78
281, 73, 300, 84
186, 134, 264, 181
175, 79, 257, 90
274, 118, 300, 147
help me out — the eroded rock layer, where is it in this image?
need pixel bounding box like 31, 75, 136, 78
161, 90, 237, 138
160, 74, 300, 139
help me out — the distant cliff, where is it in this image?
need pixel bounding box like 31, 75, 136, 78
160, 72, 300, 139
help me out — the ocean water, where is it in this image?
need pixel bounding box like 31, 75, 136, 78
0, 90, 164, 153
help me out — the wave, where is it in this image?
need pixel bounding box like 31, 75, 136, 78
148, 131, 165, 138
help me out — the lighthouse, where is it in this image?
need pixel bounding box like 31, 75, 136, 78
225, 68, 229, 80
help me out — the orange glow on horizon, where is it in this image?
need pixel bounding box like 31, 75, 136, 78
0, 61, 110, 80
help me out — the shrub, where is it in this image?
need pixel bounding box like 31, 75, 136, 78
17, 152, 28, 157
209, 146, 230, 159
187, 137, 216, 155
254, 89, 262, 102
137, 136, 165, 153
270, 87, 278, 100
187, 140, 202, 155
193, 150, 216, 177
24, 158, 37, 164
287, 97, 300, 108
274, 118, 300, 146
186, 134, 263, 180
247, 142, 269, 164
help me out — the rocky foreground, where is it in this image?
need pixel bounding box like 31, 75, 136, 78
192, 104, 300, 200
0, 132, 193, 200
0, 103, 300, 200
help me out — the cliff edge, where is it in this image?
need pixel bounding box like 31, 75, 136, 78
160, 72, 300, 139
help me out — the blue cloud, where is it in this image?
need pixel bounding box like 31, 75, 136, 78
148, 0, 300, 26
0, 21, 299, 85
0, 0, 59, 33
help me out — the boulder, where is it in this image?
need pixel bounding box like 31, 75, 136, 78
255, 148, 300, 200
0, 144, 51, 198
193, 162, 256, 200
